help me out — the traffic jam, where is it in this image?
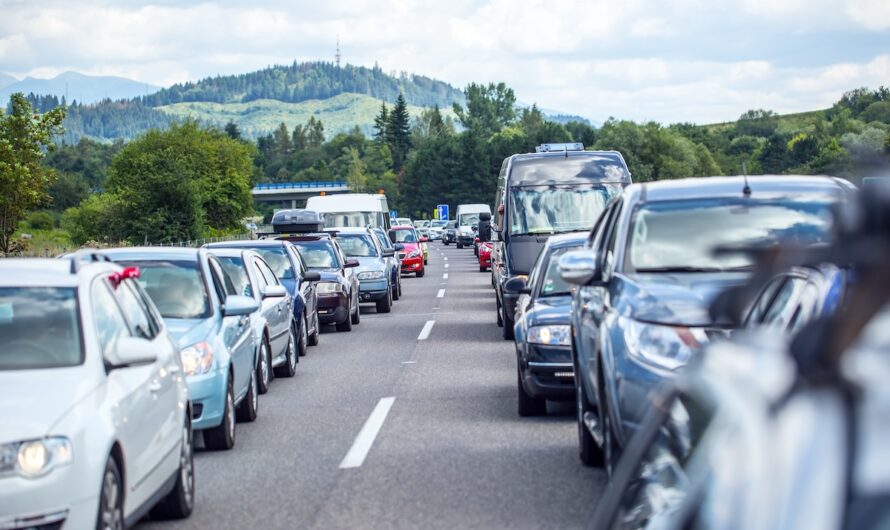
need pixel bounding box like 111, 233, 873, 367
2, 142, 889, 529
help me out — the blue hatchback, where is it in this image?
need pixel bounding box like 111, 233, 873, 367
104, 247, 260, 451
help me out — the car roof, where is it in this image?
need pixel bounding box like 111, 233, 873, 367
629, 175, 854, 203
0, 258, 120, 287
205, 239, 288, 249
544, 232, 589, 250
101, 246, 203, 262
204, 247, 259, 259
391, 225, 415, 230
327, 227, 371, 235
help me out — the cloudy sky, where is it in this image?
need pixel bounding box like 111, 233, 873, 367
1, 0, 888, 124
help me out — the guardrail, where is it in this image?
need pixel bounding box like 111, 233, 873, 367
254, 181, 349, 190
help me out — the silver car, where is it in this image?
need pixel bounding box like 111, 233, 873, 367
209, 248, 298, 394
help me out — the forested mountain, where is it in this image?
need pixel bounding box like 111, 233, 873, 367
141, 61, 466, 108
0, 71, 159, 105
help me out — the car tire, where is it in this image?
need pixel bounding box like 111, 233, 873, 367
336, 309, 353, 332
392, 277, 400, 301
457, 243, 463, 249
517, 367, 546, 417
308, 312, 320, 346
502, 304, 515, 340
351, 299, 361, 324
577, 377, 604, 467
598, 376, 622, 477
204, 378, 235, 450
274, 325, 298, 377
236, 366, 258, 423
496, 296, 503, 327
424, 258, 428, 265
299, 316, 308, 357
479, 265, 486, 272
150, 414, 195, 520
256, 339, 271, 395
376, 288, 392, 313
416, 267, 425, 278
96, 457, 124, 530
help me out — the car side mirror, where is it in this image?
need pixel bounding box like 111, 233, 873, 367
420, 236, 429, 243
223, 294, 259, 316
303, 271, 321, 282
504, 275, 531, 294
261, 285, 288, 299
105, 336, 157, 370
558, 250, 601, 286
345, 258, 360, 268
382, 248, 395, 257
393, 243, 405, 251
388, 230, 397, 243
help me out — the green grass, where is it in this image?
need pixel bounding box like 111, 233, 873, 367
10, 228, 75, 256
157, 93, 457, 138
703, 109, 828, 135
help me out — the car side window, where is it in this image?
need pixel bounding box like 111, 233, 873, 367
250, 259, 269, 288
761, 277, 806, 329
745, 275, 788, 327
115, 278, 157, 339
788, 281, 822, 334
129, 279, 164, 335
207, 259, 235, 306
91, 280, 132, 355
256, 259, 280, 286
601, 200, 624, 277
289, 247, 307, 276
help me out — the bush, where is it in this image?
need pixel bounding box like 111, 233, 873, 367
25, 211, 55, 230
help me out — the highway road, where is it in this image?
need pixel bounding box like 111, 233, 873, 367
139, 243, 606, 530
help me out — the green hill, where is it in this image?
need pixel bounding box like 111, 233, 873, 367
156, 93, 457, 138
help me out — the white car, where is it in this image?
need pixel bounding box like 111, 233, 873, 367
0, 254, 194, 529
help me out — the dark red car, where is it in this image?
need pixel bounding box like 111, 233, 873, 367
478, 241, 493, 272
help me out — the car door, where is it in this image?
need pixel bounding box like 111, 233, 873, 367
255, 256, 290, 353
208, 258, 254, 400
90, 278, 158, 514
290, 246, 317, 325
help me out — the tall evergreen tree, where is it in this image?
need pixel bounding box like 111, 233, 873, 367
373, 102, 389, 143
387, 93, 412, 171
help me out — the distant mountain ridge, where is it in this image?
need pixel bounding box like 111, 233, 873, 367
0, 73, 17, 90
0, 71, 160, 105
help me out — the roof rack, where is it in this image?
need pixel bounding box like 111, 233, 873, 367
535, 142, 584, 153
68, 249, 113, 274
271, 209, 325, 234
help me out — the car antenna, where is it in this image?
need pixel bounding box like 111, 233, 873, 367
741, 161, 752, 197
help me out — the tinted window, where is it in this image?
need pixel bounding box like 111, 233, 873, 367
91, 281, 131, 356
115, 279, 157, 339
626, 197, 835, 272
0, 287, 83, 370
338, 234, 379, 257
124, 260, 211, 319
509, 184, 623, 236
293, 240, 340, 269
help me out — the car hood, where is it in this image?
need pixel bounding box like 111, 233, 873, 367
616, 272, 749, 327
526, 295, 573, 327
0, 368, 100, 442
165, 317, 215, 348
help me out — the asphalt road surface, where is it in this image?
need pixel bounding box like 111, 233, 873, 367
139, 243, 606, 530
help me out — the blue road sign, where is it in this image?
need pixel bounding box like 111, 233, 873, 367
437, 204, 449, 221
390, 210, 398, 220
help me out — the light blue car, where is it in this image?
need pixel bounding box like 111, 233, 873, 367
103, 247, 260, 451
330, 228, 394, 313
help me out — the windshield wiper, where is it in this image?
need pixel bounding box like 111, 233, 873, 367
634, 266, 724, 273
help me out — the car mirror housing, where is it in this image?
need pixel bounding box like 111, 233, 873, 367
382, 248, 395, 257
504, 275, 531, 294
420, 236, 429, 242
345, 258, 360, 268
105, 336, 157, 370
558, 250, 601, 286
223, 294, 259, 316
261, 285, 288, 299
303, 271, 322, 282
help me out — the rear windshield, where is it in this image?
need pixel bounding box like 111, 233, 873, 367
292, 240, 341, 269
392, 228, 418, 243
121, 260, 211, 319
0, 287, 82, 370
338, 234, 380, 257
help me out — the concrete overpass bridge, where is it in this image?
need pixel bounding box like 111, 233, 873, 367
252, 181, 351, 208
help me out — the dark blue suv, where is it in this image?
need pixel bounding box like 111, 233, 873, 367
558, 175, 856, 472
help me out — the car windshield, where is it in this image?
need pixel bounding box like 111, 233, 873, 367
538, 248, 576, 297
0, 287, 82, 370
446, 221, 456, 229
459, 213, 481, 226
123, 260, 211, 319
256, 248, 294, 279
216, 256, 253, 298
338, 234, 379, 257
322, 211, 381, 228
626, 196, 836, 272
293, 240, 341, 269
431, 220, 448, 228
510, 184, 623, 236
392, 228, 418, 243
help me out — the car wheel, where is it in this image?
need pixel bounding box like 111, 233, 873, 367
517, 366, 546, 417
479, 265, 486, 272
392, 277, 400, 301
376, 288, 392, 313
496, 296, 503, 327
457, 242, 463, 249
416, 267, 425, 278
150, 413, 195, 519
204, 378, 235, 450
308, 313, 320, 346
236, 365, 258, 423
274, 325, 298, 377
351, 299, 361, 324
336, 308, 353, 332
600, 383, 622, 477
424, 258, 428, 265
398, 279, 403, 298
502, 304, 515, 340
256, 340, 271, 395
577, 376, 604, 467
96, 457, 124, 530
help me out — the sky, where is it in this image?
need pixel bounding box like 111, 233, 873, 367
0, 0, 888, 124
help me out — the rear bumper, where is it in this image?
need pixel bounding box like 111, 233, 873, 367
458, 236, 474, 245
401, 258, 423, 272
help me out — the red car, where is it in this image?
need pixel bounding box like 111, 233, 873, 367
478, 241, 493, 272
390, 225, 425, 277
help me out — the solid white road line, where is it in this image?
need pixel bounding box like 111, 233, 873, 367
443, 273, 448, 279
339, 397, 396, 469
418, 320, 436, 340
437, 289, 445, 298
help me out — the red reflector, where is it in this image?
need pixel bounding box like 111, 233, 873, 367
109, 266, 140, 289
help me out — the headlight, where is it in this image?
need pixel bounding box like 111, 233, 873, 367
181, 341, 214, 376
317, 281, 344, 294
527, 325, 571, 346
0, 437, 72, 478
357, 270, 385, 280
622, 317, 707, 371
407, 250, 422, 258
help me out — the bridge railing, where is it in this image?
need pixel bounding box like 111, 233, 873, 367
253, 181, 350, 191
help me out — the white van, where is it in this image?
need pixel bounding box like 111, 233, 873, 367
455, 203, 491, 248
305, 193, 391, 230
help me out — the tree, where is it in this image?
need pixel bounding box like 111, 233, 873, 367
387, 93, 412, 171
373, 102, 389, 142
453, 82, 516, 135
306, 117, 325, 147
0, 93, 66, 252
345, 147, 368, 192
224, 120, 242, 140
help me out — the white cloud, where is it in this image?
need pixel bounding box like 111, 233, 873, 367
845, 0, 890, 30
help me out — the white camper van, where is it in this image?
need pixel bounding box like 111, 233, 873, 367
305, 193, 391, 230
455, 203, 491, 248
